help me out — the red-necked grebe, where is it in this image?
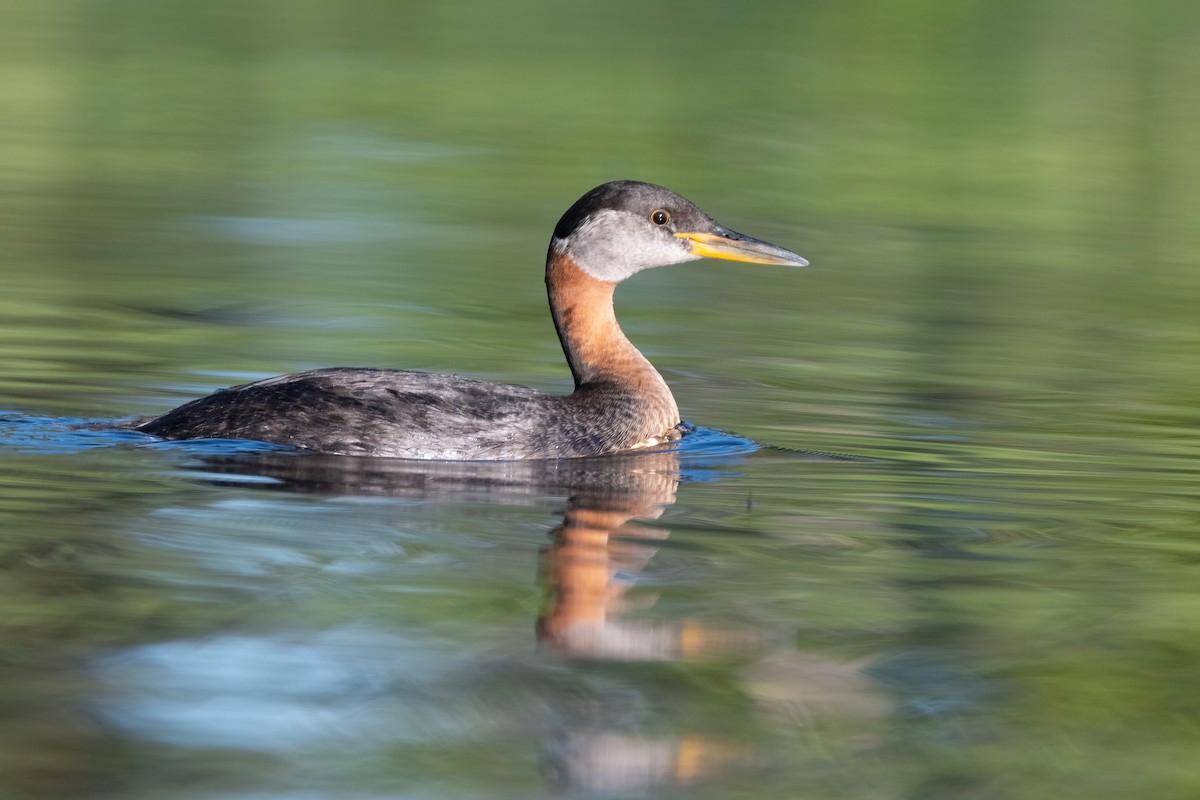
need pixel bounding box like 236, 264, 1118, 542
133, 181, 807, 459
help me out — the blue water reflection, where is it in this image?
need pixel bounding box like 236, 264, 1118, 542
94, 629, 470, 750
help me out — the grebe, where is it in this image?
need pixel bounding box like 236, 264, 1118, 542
133, 181, 807, 459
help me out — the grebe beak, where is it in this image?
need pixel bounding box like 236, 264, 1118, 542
675, 226, 808, 267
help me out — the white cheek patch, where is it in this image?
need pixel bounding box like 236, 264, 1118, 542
559, 209, 702, 282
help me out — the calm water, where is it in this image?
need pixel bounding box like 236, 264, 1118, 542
2, 2, 1199, 799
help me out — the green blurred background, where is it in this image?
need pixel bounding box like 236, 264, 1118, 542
3, 0, 1196, 443
1, 2, 1199, 799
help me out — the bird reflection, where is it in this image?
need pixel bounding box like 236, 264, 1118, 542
192, 447, 751, 659
190, 445, 755, 789
535, 460, 757, 661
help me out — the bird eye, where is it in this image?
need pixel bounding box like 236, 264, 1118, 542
650, 209, 670, 226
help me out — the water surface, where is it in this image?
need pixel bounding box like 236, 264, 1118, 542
2, 2, 1198, 799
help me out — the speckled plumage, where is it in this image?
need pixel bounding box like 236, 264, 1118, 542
136, 366, 681, 459
131, 181, 805, 460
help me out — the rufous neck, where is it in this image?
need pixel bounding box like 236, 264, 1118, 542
545, 247, 661, 389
